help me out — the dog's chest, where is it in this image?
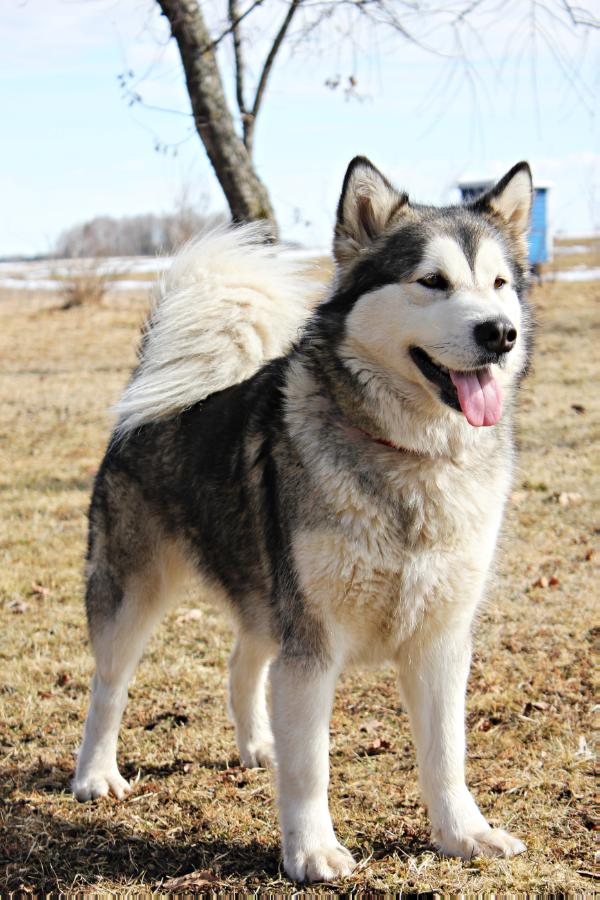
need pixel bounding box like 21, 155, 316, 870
293, 460, 505, 656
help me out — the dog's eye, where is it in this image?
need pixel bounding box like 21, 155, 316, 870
494, 276, 507, 290
417, 273, 449, 291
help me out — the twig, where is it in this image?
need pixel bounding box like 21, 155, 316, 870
560, 0, 599, 28
251, 0, 303, 122
229, 0, 248, 119
207, 0, 265, 51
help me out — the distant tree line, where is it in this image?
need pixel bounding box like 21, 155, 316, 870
55, 208, 228, 258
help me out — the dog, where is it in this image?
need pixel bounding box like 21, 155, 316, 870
73, 157, 532, 882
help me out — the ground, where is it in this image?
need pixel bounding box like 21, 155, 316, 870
0, 240, 598, 893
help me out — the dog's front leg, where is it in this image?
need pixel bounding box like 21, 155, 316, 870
398, 624, 526, 859
270, 656, 355, 883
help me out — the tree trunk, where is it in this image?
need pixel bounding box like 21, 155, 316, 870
157, 0, 277, 235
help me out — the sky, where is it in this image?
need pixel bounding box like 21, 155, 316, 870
1, 0, 599, 257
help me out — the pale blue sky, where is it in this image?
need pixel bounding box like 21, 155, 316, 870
2, 0, 598, 256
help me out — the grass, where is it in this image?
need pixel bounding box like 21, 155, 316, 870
0, 241, 598, 893
549, 236, 600, 274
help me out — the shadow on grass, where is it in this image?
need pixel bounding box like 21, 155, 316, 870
1, 759, 430, 891
3, 814, 281, 891
1, 761, 280, 890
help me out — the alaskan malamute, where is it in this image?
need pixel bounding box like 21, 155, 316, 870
74, 157, 532, 882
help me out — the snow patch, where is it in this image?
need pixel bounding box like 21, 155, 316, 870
550, 266, 600, 282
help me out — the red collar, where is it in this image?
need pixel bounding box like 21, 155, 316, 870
355, 425, 429, 457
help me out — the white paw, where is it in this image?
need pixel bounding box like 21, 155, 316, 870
239, 737, 275, 769
72, 767, 131, 802
434, 826, 526, 859
284, 840, 356, 883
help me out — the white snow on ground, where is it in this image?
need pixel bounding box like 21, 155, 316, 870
0, 256, 173, 280
0, 276, 165, 292
1, 248, 598, 292
549, 266, 600, 282
554, 244, 590, 255
0, 246, 329, 292
0, 277, 61, 291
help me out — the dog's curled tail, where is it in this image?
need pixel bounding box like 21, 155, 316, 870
114, 223, 313, 437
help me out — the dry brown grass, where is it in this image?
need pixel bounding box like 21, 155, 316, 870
0, 247, 598, 894
52, 259, 114, 310
546, 235, 600, 274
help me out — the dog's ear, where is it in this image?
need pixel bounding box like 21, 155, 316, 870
334, 157, 409, 267
472, 162, 533, 262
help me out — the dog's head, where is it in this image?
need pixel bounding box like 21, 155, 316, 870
326, 157, 533, 428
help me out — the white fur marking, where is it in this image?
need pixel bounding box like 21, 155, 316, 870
417, 236, 473, 288
474, 239, 511, 289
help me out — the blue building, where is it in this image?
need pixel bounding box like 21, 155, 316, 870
458, 178, 552, 267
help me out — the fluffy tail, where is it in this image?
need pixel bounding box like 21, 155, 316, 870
114, 223, 314, 437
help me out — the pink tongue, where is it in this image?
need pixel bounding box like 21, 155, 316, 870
449, 367, 503, 427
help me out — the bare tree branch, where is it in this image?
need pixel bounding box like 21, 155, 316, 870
561, 1, 599, 28
229, 0, 248, 118
243, 0, 303, 154
144, 0, 597, 233
349, 0, 455, 56
208, 0, 265, 52
157, 0, 277, 230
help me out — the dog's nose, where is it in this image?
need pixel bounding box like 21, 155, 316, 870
474, 318, 517, 355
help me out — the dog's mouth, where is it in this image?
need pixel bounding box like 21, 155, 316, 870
409, 347, 503, 427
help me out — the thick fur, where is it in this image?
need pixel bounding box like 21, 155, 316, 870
74, 158, 533, 882
115, 222, 311, 435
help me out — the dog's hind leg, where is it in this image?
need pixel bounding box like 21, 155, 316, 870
73, 550, 180, 802
228, 630, 275, 768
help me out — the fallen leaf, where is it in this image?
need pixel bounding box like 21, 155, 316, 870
359, 718, 383, 734
161, 870, 218, 891
523, 700, 549, 716
8, 600, 30, 614
558, 491, 583, 507
475, 715, 503, 732
490, 779, 509, 793
139, 781, 159, 794
361, 737, 392, 756
219, 768, 248, 787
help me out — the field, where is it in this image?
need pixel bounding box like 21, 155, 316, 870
0, 242, 598, 893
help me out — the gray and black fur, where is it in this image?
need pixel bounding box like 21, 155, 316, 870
75, 156, 534, 881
